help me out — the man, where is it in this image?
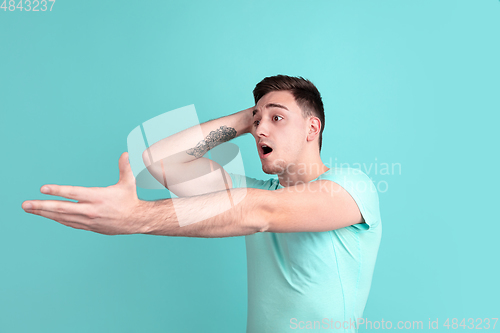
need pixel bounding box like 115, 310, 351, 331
22, 75, 382, 332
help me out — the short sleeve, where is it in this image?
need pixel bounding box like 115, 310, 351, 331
228, 173, 278, 191
318, 168, 382, 232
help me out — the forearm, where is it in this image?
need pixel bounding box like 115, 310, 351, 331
143, 107, 253, 166
137, 187, 269, 238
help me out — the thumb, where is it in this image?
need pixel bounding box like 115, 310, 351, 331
118, 152, 135, 184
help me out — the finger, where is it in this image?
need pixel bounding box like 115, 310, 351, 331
22, 200, 95, 217
39, 184, 94, 202
119, 152, 135, 183
24, 208, 91, 231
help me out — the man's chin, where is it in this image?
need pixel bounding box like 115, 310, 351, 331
262, 166, 276, 175
261, 158, 286, 175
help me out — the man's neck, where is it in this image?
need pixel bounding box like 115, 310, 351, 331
277, 156, 330, 187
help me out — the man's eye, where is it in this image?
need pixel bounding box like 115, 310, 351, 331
273, 115, 283, 121
253, 120, 260, 126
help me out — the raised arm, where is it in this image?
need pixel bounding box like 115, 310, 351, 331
142, 107, 254, 197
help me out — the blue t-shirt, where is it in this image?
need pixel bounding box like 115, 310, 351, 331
229, 168, 382, 333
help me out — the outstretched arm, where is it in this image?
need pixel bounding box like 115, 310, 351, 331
22, 153, 363, 237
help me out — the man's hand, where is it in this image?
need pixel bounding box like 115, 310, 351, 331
22, 152, 147, 235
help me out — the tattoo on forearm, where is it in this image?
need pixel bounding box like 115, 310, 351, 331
186, 126, 237, 158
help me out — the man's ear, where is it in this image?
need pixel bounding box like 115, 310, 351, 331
306, 116, 321, 142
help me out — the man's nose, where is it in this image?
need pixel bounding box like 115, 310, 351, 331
256, 119, 269, 137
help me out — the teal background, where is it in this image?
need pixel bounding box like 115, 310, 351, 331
1, 0, 499, 332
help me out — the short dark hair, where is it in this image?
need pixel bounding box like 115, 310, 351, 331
253, 75, 325, 151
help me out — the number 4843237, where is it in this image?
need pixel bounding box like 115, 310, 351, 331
1, 0, 56, 11
444, 318, 498, 330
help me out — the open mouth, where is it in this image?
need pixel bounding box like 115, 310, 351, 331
260, 144, 273, 158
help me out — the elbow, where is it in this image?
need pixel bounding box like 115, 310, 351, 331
247, 215, 268, 234
239, 188, 273, 234
252, 211, 269, 233
257, 222, 269, 233
250, 196, 272, 234
258, 204, 271, 232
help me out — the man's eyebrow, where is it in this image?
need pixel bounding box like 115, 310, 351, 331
253, 103, 289, 117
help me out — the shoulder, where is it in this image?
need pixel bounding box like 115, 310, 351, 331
318, 167, 381, 231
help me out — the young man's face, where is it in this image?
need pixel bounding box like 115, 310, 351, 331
250, 90, 309, 175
